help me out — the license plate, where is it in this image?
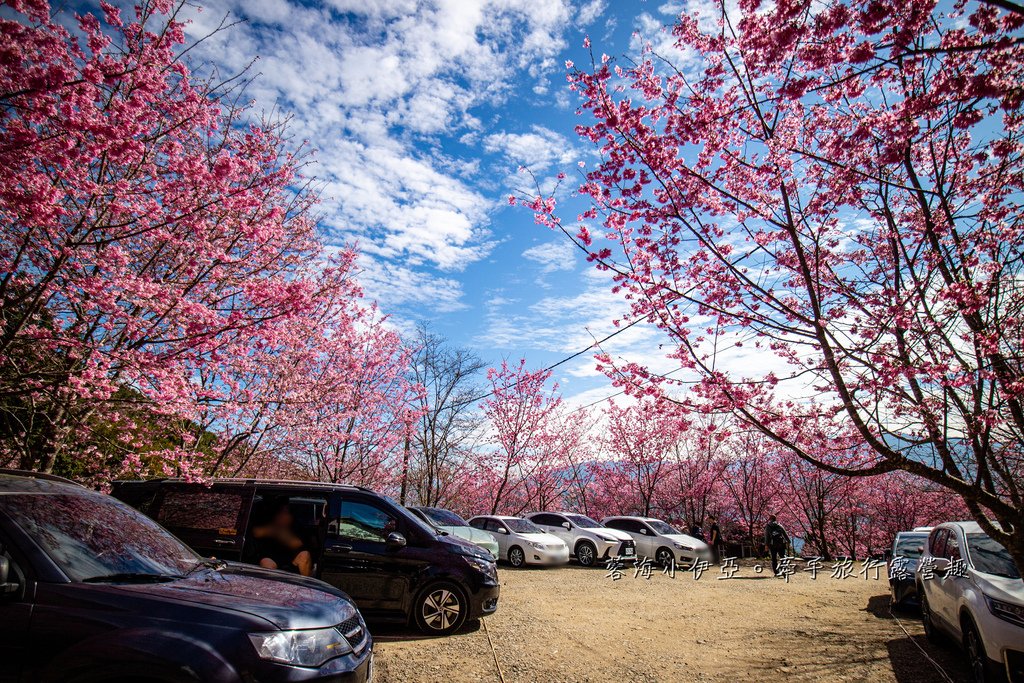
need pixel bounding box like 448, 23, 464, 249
624, 547, 635, 556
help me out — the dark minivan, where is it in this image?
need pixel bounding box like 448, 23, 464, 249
112, 478, 500, 635
0, 470, 372, 683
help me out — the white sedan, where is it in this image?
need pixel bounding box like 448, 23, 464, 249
602, 515, 711, 567
468, 515, 570, 568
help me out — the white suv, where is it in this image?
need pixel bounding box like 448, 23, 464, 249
602, 516, 710, 567
468, 515, 570, 568
916, 521, 1023, 683
526, 511, 636, 567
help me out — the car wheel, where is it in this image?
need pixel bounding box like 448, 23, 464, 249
655, 547, 675, 568
414, 582, 468, 635
920, 589, 941, 643
962, 618, 989, 683
508, 545, 526, 568
576, 541, 598, 567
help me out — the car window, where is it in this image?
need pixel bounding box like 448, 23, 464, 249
929, 529, 948, 558
967, 533, 1021, 579
504, 518, 543, 534
484, 519, 507, 534
604, 518, 627, 532
327, 499, 398, 544
0, 493, 197, 581
945, 532, 962, 561
468, 517, 486, 530
565, 514, 602, 529
647, 520, 680, 535
893, 535, 927, 558
422, 508, 468, 527
531, 513, 559, 526
158, 489, 246, 534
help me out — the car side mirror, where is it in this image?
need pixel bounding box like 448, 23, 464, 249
562, 522, 571, 530
385, 532, 407, 551
0, 557, 18, 595
497, 528, 509, 534
639, 529, 647, 535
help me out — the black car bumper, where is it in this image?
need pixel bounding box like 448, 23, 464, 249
468, 583, 500, 620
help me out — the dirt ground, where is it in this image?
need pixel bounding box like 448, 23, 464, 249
371, 560, 972, 683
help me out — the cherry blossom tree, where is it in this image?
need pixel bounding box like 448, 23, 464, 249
481, 359, 563, 514
539, 0, 1024, 564
0, 0, 417, 483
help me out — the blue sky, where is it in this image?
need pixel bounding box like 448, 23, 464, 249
177, 0, 693, 407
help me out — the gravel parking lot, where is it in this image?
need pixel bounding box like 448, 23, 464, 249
372, 561, 972, 683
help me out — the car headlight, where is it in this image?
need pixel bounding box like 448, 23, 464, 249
448, 543, 491, 562
249, 627, 352, 667
527, 541, 544, 550
986, 595, 1024, 627
464, 555, 498, 579
673, 543, 693, 551
595, 534, 618, 543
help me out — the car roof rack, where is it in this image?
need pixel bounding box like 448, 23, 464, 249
112, 476, 372, 492
0, 468, 84, 487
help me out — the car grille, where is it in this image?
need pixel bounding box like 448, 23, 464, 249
338, 615, 368, 655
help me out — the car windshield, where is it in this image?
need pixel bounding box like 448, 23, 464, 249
894, 535, 927, 558
423, 508, 468, 527
967, 533, 1021, 579
647, 520, 680, 535
505, 518, 543, 534
566, 514, 603, 529
0, 492, 198, 581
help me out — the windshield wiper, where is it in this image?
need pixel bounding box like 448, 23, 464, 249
186, 558, 227, 575
82, 572, 183, 583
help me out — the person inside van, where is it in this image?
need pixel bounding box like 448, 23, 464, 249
250, 496, 313, 576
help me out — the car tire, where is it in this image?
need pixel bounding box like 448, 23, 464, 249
576, 540, 598, 567
508, 545, 526, 568
655, 546, 675, 568
413, 581, 469, 636
920, 589, 941, 643
962, 617, 989, 683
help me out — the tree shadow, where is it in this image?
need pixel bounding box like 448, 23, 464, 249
369, 618, 482, 643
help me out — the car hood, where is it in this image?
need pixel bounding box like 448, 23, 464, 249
442, 525, 499, 546
115, 563, 358, 630
664, 534, 709, 550
585, 527, 633, 542
973, 571, 1024, 603
520, 532, 566, 547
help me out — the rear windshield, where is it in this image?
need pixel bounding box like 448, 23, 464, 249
0, 492, 197, 581
422, 508, 468, 527
894, 535, 927, 558
967, 533, 1021, 579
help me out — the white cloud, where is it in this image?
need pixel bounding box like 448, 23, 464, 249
179, 0, 576, 309
577, 0, 607, 26
521, 239, 577, 274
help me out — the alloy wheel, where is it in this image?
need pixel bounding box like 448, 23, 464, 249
577, 543, 596, 567
509, 546, 525, 567
964, 622, 987, 683
421, 588, 461, 632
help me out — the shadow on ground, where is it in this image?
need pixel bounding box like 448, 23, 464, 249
369, 618, 481, 643
863, 594, 970, 683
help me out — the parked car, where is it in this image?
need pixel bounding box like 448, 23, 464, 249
0, 470, 373, 682
525, 511, 636, 567
601, 516, 710, 567
467, 515, 570, 568
887, 527, 932, 608
408, 506, 500, 558
916, 521, 1023, 683
113, 478, 499, 635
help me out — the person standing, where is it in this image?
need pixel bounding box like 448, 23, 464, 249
708, 515, 723, 564
689, 518, 706, 543
764, 515, 789, 576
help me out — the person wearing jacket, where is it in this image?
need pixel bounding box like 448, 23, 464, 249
764, 515, 789, 576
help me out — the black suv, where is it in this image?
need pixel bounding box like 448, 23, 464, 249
112, 478, 500, 635
0, 470, 372, 683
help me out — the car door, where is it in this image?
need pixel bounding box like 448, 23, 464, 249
484, 518, 512, 558
533, 514, 570, 545
151, 484, 255, 562
932, 528, 965, 633
320, 494, 419, 615
0, 529, 31, 683
925, 529, 955, 628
